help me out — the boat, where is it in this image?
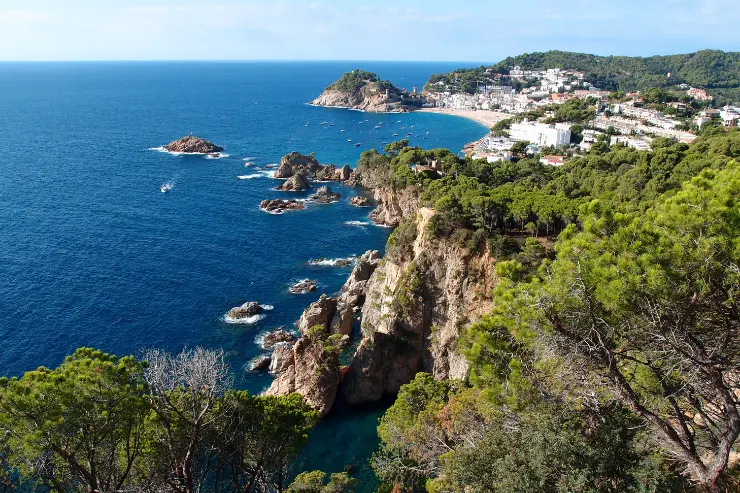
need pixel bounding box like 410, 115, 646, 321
392, 133, 398, 136
340, 129, 345, 132
407, 132, 413, 136
374, 125, 381, 129
320, 121, 328, 125
330, 122, 335, 126
304, 122, 310, 126
397, 120, 401, 123
347, 138, 352, 142
354, 143, 361, 147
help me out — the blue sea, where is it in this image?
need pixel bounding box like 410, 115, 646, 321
0, 61, 487, 489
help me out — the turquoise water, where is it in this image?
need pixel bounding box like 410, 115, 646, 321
0, 61, 487, 490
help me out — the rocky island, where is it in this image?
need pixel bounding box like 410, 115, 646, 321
164, 135, 223, 154
259, 199, 305, 214
310, 70, 425, 113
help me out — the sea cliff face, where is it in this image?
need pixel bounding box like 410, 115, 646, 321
265, 185, 498, 414
342, 207, 497, 404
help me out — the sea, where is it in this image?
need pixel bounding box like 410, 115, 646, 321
0, 61, 487, 490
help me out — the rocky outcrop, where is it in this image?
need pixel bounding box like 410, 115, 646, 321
259, 199, 305, 214
310, 71, 423, 113
277, 172, 311, 191
337, 165, 353, 182
249, 355, 271, 372
275, 152, 321, 179
265, 333, 347, 416
289, 279, 317, 294
368, 187, 420, 227
261, 328, 296, 349
269, 343, 294, 375
226, 301, 263, 321
164, 136, 223, 153
315, 165, 339, 182
341, 208, 497, 404
310, 186, 341, 204
265, 250, 382, 414
349, 196, 371, 207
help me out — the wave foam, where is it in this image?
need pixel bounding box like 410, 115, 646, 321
222, 304, 273, 324
205, 153, 230, 160
344, 220, 369, 227
308, 256, 358, 267
237, 173, 263, 180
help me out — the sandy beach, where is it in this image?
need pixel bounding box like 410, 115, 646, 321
417, 107, 510, 128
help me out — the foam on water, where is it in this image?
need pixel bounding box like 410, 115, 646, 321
344, 220, 369, 227
237, 174, 263, 180
307, 256, 358, 267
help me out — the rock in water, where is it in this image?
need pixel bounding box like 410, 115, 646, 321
248, 355, 271, 372
261, 328, 296, 349
310, 70, 424, 113
310, 186, 341, 204
289, 279, 317, 294
349, 196, 371, 207
275, 152, 322, 178
164, 136, 223, 153
259, 199, 305, 213
226, 301, 263, 320
277, 172, 311, 191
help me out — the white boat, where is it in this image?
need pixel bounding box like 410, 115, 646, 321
340, 129, 345, 132
347, 138, 352, 142
304, 122, 310, 126
392, 133, 398, 136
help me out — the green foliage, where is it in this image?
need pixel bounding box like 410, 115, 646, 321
287, 470, 358, 493
386, 216, 418, 262
0, 348, 321, 493
329, 70, 380, 92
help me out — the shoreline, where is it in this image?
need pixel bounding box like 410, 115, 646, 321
416, 107, 509, 129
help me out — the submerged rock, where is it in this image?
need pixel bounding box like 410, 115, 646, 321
226, 301, 263, 320
259, 199, 305, 213
277, 172, 311, 192
164, 135, 223, 153
310, 185, 341, 204
349, 196, 371, 207
289, 279, 317, 294
261, 328, 296, 349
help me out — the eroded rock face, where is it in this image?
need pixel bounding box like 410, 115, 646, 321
226, 301, 263, 320
349, 196, 371, 207
341, 208, 497, 404
264, 250, 382, 415
249, 355, 271, 372
277, 172, 311, 192
310, 186, 341, 204
269, 343, 295, 375
275, 152, 321, 179
265, 334, 347, 416
310, 79, 420, 113
368, 187, 419, 227
259, 199, 305, 214
165, 136, 223, 153
338, 165, 353, 182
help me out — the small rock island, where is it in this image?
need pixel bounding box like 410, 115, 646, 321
310, 70, 424, 113
165, 135, 223, 154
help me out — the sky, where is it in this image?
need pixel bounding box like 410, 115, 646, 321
0, 0, 738, 62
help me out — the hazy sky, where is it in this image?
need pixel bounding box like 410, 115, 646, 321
0, 0, 738, 62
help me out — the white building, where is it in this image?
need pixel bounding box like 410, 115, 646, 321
509, 122, 571, 147
613, 136, 651, 151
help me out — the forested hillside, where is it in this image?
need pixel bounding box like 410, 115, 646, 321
355, 128, 740, 492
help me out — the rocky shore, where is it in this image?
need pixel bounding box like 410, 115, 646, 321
310, 70, 423, 113
259, 199, 305, 214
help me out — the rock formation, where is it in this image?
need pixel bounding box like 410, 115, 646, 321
164, 136, 223, 153
289, 279, 318, 294
259, 199, 305, 214
341, 208, 497, 404
277, 172, 311, 192
269, 343, 295, 375
248, 355, 271, 372
310, 186, 341, 204
265, 250, 382, 415
368, 187, 419, 227
275, 152, 322, 179
226, 301, 263, 321
349, 196, 371, 207
310, 70, 424, 113
337, 165, 353, 181
261, 328, 296, 349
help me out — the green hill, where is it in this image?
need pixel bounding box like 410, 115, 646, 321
427, 50, 740, 105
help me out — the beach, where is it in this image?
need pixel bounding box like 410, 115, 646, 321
417, 107, 509, 128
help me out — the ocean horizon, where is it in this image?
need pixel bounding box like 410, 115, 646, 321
0, 61, 488, 490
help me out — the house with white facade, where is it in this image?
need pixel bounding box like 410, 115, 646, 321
509, 121, 571, 147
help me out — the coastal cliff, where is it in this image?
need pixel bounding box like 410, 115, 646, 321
310, 70, 423, 113
342, 207, 497, 404
266, 185, 497, 414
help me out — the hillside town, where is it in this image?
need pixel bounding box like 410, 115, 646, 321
424, 66, 740, 164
